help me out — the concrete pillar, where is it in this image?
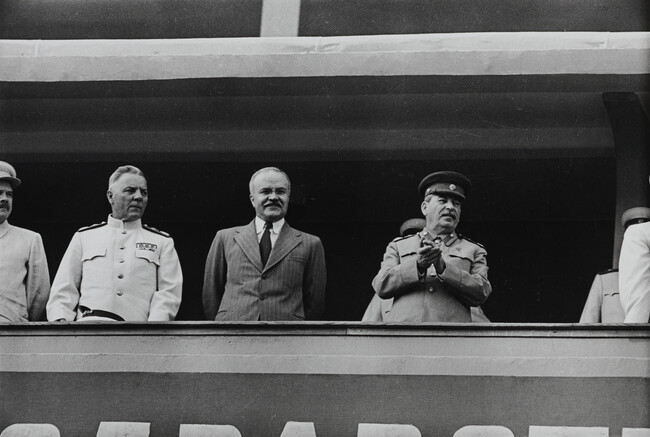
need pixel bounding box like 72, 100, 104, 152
603, 92, 649, 267
260, 0, 301, 36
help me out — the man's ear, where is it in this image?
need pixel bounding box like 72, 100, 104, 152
107, 190, 113, 204
421, 200, 428, 216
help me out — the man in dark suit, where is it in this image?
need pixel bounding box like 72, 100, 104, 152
202, 167, 326, 321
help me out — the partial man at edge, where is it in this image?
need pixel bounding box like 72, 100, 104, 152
363, 217, 490, 322
0, 161, 50, 322
202, 167, 326, 321
579, 206, 650, 323
619, 175, 650, 323
371, 171, 491, 323
47, 165, 183, 322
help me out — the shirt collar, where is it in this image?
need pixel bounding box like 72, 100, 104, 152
255, 216, 284, 235
107, 214, 142, 231
0, 220, 10, 239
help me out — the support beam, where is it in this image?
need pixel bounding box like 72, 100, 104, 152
1, 32, 649, 82
0, 127, 614, 162
260, 0, 301, 37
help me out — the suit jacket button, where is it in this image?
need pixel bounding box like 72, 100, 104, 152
428, 287, 434, 293
259, 295, 265, 301
261, 274, 267, 279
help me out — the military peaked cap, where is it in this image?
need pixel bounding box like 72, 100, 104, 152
622, 206, 650, 228
418, 171, 471, 201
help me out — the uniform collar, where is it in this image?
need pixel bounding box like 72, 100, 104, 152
255, 216, 285, 236
107, 215, 142, 231
419, 228, 458, 246
0, 220, 10, 239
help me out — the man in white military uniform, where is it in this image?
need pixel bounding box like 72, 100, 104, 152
619, 176, 650, 323
580, 206, 650, 323
47, 165, 182, 322
0, 161, 50, 322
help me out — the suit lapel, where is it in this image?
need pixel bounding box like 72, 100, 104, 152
234, 220, 264, 272
263, 223, 301, 272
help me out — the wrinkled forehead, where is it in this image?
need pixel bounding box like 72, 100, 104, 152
111, 173, 147, 189
0, 180, 13, 191
251, 170, 290, 191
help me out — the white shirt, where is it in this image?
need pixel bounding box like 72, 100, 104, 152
254, 217, 285, 248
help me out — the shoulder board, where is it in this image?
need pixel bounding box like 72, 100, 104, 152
392, 234, 418, 243
143, 224, 171, 238
597, 268, 618, 275
457, 233, 485, 249
77, 222, 107, 233
393, 234, 420, 256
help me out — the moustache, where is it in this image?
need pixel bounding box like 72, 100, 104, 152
264, 201, 283, 207
0, 202, 9, 209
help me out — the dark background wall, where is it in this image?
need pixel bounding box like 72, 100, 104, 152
1, 0, 647, 39
1, 74, 636, 322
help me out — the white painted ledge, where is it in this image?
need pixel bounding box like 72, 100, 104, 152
2, 353, 648, 377
2, 326, 649, 377
1, 32, 649, 82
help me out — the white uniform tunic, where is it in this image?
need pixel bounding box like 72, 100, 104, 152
47, 215, 182, 321
0, 221, 50, 322
619, 221, 650, 323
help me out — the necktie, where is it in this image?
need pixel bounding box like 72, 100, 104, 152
259, 221, 272, 266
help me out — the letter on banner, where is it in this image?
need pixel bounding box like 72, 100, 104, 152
279, 422, 317, 437
358, 424, 422, 437
179, 424, 242, 437
454, 425, 515, 437
96, 422, 150, 437
0, 424, 60, 437
622, 429, 650, 437
528, 426, 609, 437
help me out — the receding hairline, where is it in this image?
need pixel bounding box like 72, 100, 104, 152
108, 165, 146, 189
249, 167, 291, 193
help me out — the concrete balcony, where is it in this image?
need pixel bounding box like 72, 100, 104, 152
1, 322, 649, 435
